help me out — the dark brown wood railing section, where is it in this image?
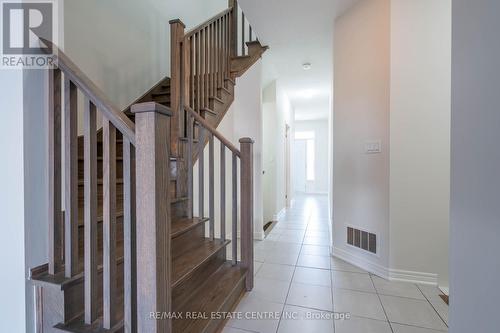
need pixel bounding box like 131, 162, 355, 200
184, 106, 254, 290
233, 1, 259, 56
169, 0, 258, 294
45, 40, 173, 332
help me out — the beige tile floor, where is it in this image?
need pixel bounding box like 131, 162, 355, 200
224, 194, 449, 333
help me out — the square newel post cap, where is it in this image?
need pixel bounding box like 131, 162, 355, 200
131, 102, 173, 117
169, 19, 185, 28
239, 138, 254, 144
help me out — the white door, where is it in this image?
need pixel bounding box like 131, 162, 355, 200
293, 140, 307, 193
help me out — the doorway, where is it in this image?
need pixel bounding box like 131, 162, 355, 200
293, 131, 315, 194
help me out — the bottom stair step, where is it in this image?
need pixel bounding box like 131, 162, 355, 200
172, 238, 230, 288
173, 263, 247, 333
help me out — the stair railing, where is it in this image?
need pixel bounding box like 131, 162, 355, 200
43, 39, 173, 332
184, 106, 254, 291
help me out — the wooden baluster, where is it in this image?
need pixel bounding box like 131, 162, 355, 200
198, 126, 205, 217
219, 18, 223, 88
232, 152, 237, 265
64, 78, 79, 278
221, 16, 225, 83
220, 142, 226, 241
48, 68, 63, 275
240, 138, 254, 291
184, 37, 192, 130
190, 36, 195, 109
200, 29, 205, 111
169, 19, 185, 157
205, 26, 209, 108
211, 22, 216, 98
103, 118, 117, 329
227, 13, 231, 78
123, 139, 137, 333
224, 14, 228, 81
209, 134, 215, 240
84, 98, 98, 324
241, 12, 245, 55
132, 102, 172, 333
196, 32, 200, 113
249, 25, 253, 42
187, 114, 194, 218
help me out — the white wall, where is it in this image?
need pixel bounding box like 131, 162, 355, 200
294, 120, 329, 194
450, 1, 500, 331
333, 0, 451, 288
64, 0, 227, 110
193, 60, 265, 241
262, 82, 278, 223
390, 0, 451, 291
333, 0, 391, 272
0, 70, 26, 332
261, 79, 293, 223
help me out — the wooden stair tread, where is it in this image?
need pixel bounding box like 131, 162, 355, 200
54, 318, 123, 333
218, 85, 231, 95
179, 137, 199, 143
200, 107, 218, 116
172, 238, 230, 288
173, 263, 246, 333
209, 96, 224, 104
171, 217, 209, 238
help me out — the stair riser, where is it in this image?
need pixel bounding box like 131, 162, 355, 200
77, 157, 178, 180
172, 252, 225, 312
171, 199, 189, 220
204, 277, 245, 333
35, 261, 124, 332
172, 223, 205, 256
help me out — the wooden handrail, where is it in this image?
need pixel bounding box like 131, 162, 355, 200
184, 106, 241, 157
40, 38, 136, 145
184, 8, 233, 38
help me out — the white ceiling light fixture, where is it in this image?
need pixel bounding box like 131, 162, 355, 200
302, 62, 312, 70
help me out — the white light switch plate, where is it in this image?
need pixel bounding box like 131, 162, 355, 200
364, 140, 382, 154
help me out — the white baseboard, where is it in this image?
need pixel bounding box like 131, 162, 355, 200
228, 231, 265, 241
332, 246, 439, 286
332, 246, 389, 279
273, 207, 286, 221
389, 268, 438, 286
439, 286, 449, 296
254, 230, 265, 241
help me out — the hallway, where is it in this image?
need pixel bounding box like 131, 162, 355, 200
224, 194, 449, 333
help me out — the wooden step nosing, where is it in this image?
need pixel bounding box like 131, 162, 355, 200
172, 239, 231, 289
171, 217, 209, 238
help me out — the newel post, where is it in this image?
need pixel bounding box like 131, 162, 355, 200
239, 138, 254, 291
132, 102, 172, 333
229, 0, 238, 57
169, 19, 185, 157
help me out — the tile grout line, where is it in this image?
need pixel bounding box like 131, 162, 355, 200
416, 284, 449, 328
370, 274, 396, 333
274, 206, 311, 333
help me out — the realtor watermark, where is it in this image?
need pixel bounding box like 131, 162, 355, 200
1, 0, 58, 69
148, 311, 352, 321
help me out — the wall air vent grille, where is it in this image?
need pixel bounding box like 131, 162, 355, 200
347, 226, 377, 254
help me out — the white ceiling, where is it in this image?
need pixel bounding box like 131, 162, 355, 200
239, 0, 361, 121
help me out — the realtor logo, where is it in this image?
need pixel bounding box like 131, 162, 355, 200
1, 0, 57, 68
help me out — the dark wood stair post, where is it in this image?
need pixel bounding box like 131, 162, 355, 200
229, 0, 238, 57
169, 19, 185, 157
132, 102, 173, 333
239, 138, 254, 291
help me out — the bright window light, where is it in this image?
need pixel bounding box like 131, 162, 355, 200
295, 131, 314, 140
306, 139, 315, 181
295, 131, 316, 182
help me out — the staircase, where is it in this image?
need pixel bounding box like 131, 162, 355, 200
30, 1, 267, 332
